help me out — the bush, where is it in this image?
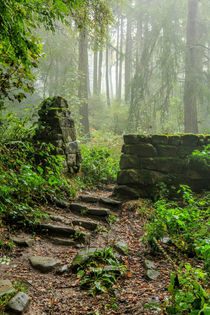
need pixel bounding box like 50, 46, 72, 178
80, 144, 120, 186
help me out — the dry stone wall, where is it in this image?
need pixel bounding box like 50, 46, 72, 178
115, 134, 210, 199
35, 96, 81, 173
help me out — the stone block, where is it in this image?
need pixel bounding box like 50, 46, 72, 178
205, 136, 210, 145
177, 146, 199, 158
65, 142, 79, 154
124, 134, 151, 144
120, 154, 139, 169
117, 169, 139, 185
122, 144, 157, 157
67, 154, 77, 166
139, 157, 185, 173
152, 135, 168, 144
7, 292, 31, 313
156, 145, 177, 157
114, 185, 139, 199
168, 136, 182, 146
182, 134, 198, 146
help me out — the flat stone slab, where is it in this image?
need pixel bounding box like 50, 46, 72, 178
146, 269, 160, 280
100, 197, 122, 207
114, 241, 129, 255
144, 260, 156, 269
79, 196, 99, 203
7, 292, 31, 313
29, 256, 61, 273
49, 237, 76, 246
71, 247, 104, 270
39, 224, 76, 236
12, 236, 34, 247
70, 203, 88, 213
54, 198, 71, 208
72, 220, 98, 231
87, 208, 111, 216
0, 280, 14, 297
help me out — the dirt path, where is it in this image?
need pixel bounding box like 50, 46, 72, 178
0, 188, 173, 314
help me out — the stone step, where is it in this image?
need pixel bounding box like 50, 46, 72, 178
38, 224, 90, 243
70, 203, 110, 217
48, 237, 76, 246
79, 196, 122, 208
72, 219, 98, 231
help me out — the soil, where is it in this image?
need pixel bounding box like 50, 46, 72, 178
0, 187, 175, 315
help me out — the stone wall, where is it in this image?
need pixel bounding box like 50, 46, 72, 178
35, 96, 81, 173
115, 134, 210, 199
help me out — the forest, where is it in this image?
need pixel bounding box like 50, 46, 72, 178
0, 0, 209, 314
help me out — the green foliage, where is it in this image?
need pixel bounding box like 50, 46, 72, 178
80, 143, 120, 185
0, 140, 76, 226
165, 264, 209, 314
0, 281, 27, 314
188, 145, 210, 169
144, 185, 210, 270
76, 248, 126, 296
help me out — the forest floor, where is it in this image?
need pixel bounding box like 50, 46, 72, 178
0, 186, 195, 315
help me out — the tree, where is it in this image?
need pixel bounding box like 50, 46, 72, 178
183, 0, 200, 133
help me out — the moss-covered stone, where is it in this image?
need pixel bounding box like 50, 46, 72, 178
139, 157, 185, 173
177, 146, 199, 158
120, 154, 139, 169
122, 143, 157, 157
117, 169, 139, 185
152, 135, 168, 145
156, 145, 177, 157
168, 135, 181, 146
182, 134, 198, 146
124, 134, 151, 144
113, 185, 140, 200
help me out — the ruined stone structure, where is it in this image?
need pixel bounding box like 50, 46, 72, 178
35, 96, 81, 173
115, 134, 210, 199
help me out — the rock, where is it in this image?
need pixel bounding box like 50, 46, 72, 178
144, 260, 156, 269
0, 280, 14, 297
72, 220, 98, 231
120, 154, 139, 170
39, 224, 89, 242
7, 292, 31, 313
146, 269, 160, 280
12, 236, 34, 247
49, 215, 64, 222
56, 264, 69, 275
49, 237, 75, 246
71, 248, 104, 270
70, 203, 88, 213
87, 208, 111, 217
29, 256, 61, 273
123, 134, 152, 144
54, 198, 71, 208
114, 185, 140, 200
100, 197, 122, 207
156, 145, 177, 157
79, 196, 99, 203
161, 237, 172, 245
122, 143, 157, 157
114, 241, 129, 255
182, 134, 198, 146
152, 135, 168, 145
103, 265, 122, 275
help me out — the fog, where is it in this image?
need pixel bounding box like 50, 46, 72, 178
6, 0, 210, 136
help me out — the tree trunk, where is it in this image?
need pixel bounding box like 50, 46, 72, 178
116, 18, 119, 99
183, 0, 199, 133
78, 29, 90, 137
125, 15, 132, 104
93, 49, 98, 94
98, 50, 103, 95
106, 42, 111, 107
118, 14, 123, 102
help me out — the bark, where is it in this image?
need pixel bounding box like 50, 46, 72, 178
125, 16, 132, 104
98, 50, 103, 94
93, 49, 98, 94
106, 42, 111, 107
118, 14, 124, 102
116, 18, 119, 99
78, 29, 90, 137
183, 0, 199, 133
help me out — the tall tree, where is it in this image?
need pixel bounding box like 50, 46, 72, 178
78, 29, 90, 137
184, 0, 200, 133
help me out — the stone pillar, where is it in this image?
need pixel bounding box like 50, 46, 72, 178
35, 96, 81, 173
